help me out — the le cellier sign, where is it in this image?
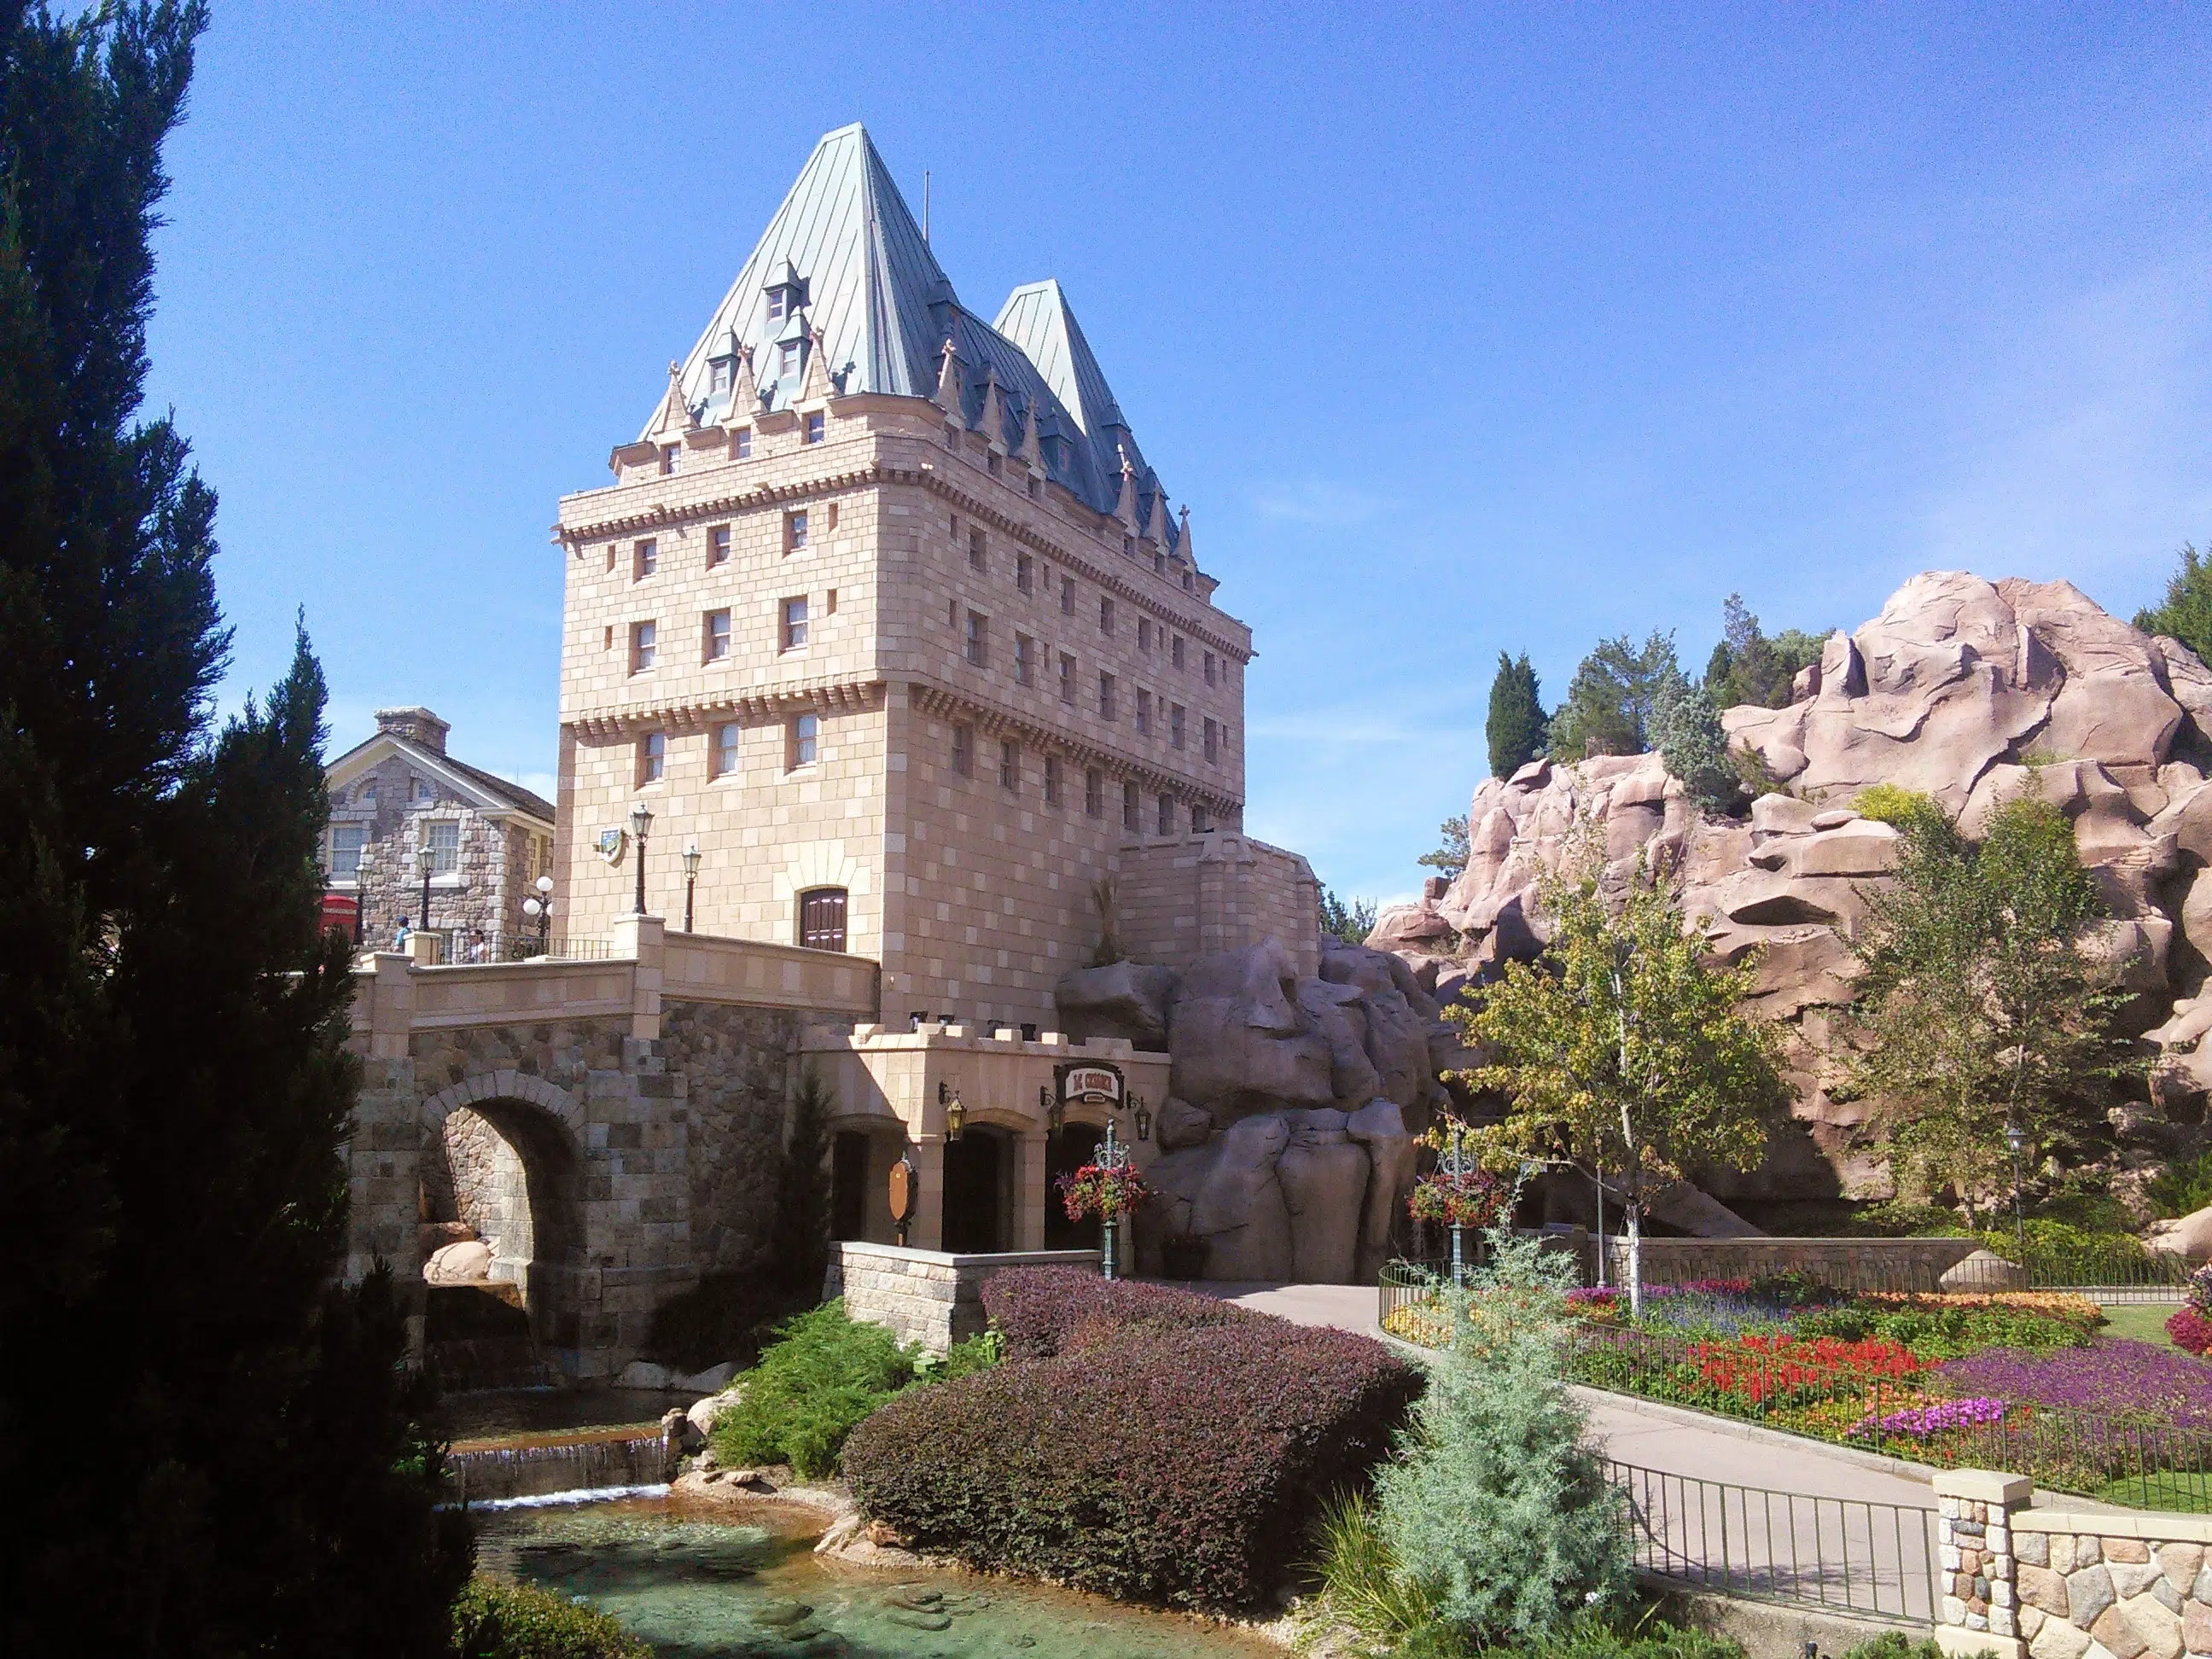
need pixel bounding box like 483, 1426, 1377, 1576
1056, 1061, 1123, 1111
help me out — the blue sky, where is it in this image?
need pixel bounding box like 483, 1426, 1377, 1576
148, 3, 2212, 906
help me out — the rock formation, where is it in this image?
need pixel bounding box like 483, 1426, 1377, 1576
1054, 935, 1463, 1282
1371, 573, 2212, 1210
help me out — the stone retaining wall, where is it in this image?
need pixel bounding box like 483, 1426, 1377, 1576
826, 1242, 1101, 1353
1932, 1468, 2212, 1658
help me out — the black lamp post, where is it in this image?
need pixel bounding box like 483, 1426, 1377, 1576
628, 801, 653, 916
522, 872, 553, 957
352, 846, 368, 948
682, 842, 701, 933
415, 841, 434, 951
2005, 1121, 2029, 1270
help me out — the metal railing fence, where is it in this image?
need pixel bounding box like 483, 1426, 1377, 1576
1605, 1458, 1939, 1622
410, 932, 614, 965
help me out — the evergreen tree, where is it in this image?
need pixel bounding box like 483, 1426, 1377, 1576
1545, 631, 1679, 762
1484, 651, 1545, 777
0, 8, 469, 1651
1320, 887, 1379, 945
771, 1068, 835, 1295
1651, 678, 1741, 814
1417, 814, 1470, 882
2135, 543, 2212, 667
1703, 594, 1825, 711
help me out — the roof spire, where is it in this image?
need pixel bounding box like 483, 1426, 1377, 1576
647, 360, 696, 439
1015, 395, 1043, 470
798, 323, 836, 404
1178, 504, 1195, 563
978, 368, 1009, 451
934, 336, 966, 425
728, 340, 760, 417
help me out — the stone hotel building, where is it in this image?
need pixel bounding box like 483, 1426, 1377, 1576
553, 124, 1316, 1029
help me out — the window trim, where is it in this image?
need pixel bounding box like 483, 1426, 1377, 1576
713, 720, 742, 780
788, 712, 819, 771
781, 596, 809, 652
637, 732, 666, 787
704, 608, 732, 662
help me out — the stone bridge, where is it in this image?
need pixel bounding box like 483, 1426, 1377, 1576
344, 915, 879, 1379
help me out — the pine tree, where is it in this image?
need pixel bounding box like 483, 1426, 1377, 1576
1545, 632, 1679, 762
1417, 815, 1470, 881
0, 8, 469, 1651
1703, 594, 1825, 711
1652, 677, 1741, 814
772, 1068, 835, 1295
2135, 543, 2212, 668
1485, 651, 1546, 777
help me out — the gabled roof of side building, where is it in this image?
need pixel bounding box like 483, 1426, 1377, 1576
661, 123, 1182, 553
326, 731, 556, 825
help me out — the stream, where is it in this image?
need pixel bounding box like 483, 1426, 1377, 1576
477, 1491, 1283, 1658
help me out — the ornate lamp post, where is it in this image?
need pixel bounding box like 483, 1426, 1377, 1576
681, 843, 701, 933
1437, 1118, 1480, 1287
521, 872, 554, 957
627, 801, 653, 916
2005, 1121, 2029, 1271
415, 841, 434, 952
352, 846, 370, 948
1096, 1115, 1132, 1281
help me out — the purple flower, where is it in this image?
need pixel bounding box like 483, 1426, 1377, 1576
1933, 1339, 2212, 1427
1852, 1396, 2010, 1439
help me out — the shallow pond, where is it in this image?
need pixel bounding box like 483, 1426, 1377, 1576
478, 1493, 1281, 1658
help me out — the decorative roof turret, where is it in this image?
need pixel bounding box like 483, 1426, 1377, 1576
977, 369, 1010, 453
933, 336, 967, 424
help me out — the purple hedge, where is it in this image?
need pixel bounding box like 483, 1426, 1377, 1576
843, 1295, 1421, 1612
980, 1266, 1266, 1359
1934, 1339, 2212, 1426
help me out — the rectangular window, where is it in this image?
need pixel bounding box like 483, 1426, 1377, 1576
426, 818, 460, 872
1058, 652, 1075, 704
1098, 672, 1116, 721
952, 723, 972, 777
964, 609, 988, 667
711, 359, 731, 393
329, 822, 364, 879
637, 732, 667, 784
1027, 474, 1041, 500
1192, 805, 1212, 832
605, 544, 616, 573
1099, 597, 1115, 635
998, 738, 1019, 792
1155, 548, 1167, 577
709, 524, 731, 565
1182, 568, 1195, 591
1044, 754, 1062, 806
1086, 768, 1103, 818
704, 608, 731, 661
799, 887, 847, 952
1122, 534, 1135, 560
734, 428, 752, 459
825, 587, 837, 614
789, 713, 818, 768
781, 597, 808, 650
1157, 794, 1174, 835
768, 290, 788, 323
1139, 619, 1153, 653
1204, 716, 1219, 762
660, 443, 679, 476
987, 451, 1002, 478
1205, 651, 1218, 686
1136, 690, 1152, 736
1061, 579, 1075, 616
714, 721, 741, 778
1122, 781, 1140, 834
785, 509, 808, 551
1014, 632, 1033, 685
948, 596, 959, 629
777, 341, 800, 379
1172, 635, 1185, 671
1016, 553, 1033, 593
827, 502, 840, 530
631, 620, 657, 672
635, 538, 658, 578
805, 411, 825, 444
1170, 702, 1186, 749
968, 527, 986, 571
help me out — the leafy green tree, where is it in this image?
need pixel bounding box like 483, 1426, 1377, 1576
0, 7, 468, 1651
1371, 1230, 1631, 1647
1703, 594, 1825, 711
1321, 887, 1379, 945
1545, 631, 1679, 762
1452, 851, 1787, 1312
1417, 814, 1470, 882
1846, 792, 2133, 1228
2134, 542, 2212, 667
1486, 651, 1546, 777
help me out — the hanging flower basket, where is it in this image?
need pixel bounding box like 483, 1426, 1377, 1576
1407, 1165, 1509, 1230
1056, 1163, 1151, 1221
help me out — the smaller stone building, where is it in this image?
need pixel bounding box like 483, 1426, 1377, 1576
325, 707, 557, 959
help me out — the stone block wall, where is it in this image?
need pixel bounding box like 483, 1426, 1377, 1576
1931, 1468, 2212, 1659
825, 1241, 1101, 1353
1115, 830, 1321, 977
660, 998, 821, 1272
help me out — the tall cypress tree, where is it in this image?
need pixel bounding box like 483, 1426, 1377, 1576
0, 7, 469, 1652
1484, 651, 1545, 777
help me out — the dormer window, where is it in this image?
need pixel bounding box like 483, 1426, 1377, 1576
767, 289, 788, 323
710, 359, 731, 393
765, 262, 808, 327
777, 342, 800, 381
661, 444, 680, 477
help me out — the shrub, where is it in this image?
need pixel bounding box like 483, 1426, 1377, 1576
2167, 1307, 2212, 1357
643, 1272, 800, 1373
844, 1311, 1420, 1612
708, 1300, 917, 1477
451, 1576, 649, 1659
1852, 783, 1939, 826
2151, 1151, 2212, 1220
980, 1266, 1264, 1359
1375, 1232, 1633, 1647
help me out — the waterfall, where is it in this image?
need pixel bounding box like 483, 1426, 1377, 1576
445, 1429, 672, 1505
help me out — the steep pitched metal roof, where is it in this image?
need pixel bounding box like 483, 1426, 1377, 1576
662, 124, 1179, 547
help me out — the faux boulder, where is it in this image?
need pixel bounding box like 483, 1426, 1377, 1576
1053, 959, 1178, 1047
424, 1239, 494, 1284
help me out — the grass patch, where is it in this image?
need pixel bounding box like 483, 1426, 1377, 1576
2098, 1300, 2183, 1353
2092, 1469, 2212, 1513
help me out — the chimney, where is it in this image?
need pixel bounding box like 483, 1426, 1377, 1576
375, 707, 449, 754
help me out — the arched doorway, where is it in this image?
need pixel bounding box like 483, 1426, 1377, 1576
1045, 1122, 1105, 1251
419, 1088, 587, 1384
940, 1126, 1010, 1254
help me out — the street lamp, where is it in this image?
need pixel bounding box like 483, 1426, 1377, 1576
1437, 1118, 1480, 1288
415, 841, 434, 951
1095, 1114, 1133, 1281
521, 872, 554, 957
681, 843, 701, 933
627, 801, 653, 916
2005, 1121, 2029, 1271
352, 846, 369, 949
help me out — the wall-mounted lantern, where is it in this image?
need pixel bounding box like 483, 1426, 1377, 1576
939, 1080, 966, 1141
1042, 1084, 1062, 1138
1132, 1094, 1152, 1143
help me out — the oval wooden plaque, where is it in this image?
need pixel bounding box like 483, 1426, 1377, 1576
888, 1156, 915, 1226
